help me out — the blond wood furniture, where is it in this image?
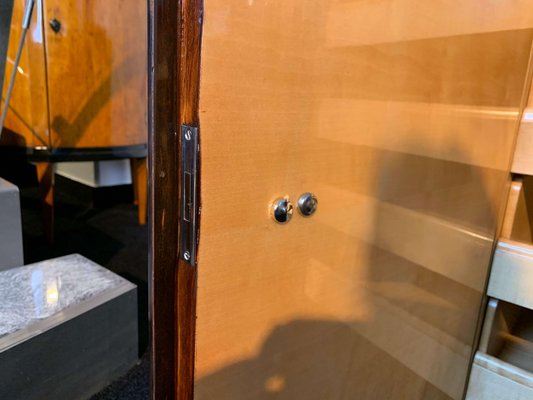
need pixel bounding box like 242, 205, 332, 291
148, 0, 533, 398
153, 1, 533, 399
1, 0, 148, 240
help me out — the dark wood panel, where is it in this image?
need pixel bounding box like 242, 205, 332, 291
148, 0, 179, 399
149, 0, 203, 398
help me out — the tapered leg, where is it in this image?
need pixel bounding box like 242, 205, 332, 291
36, 162, 55, 242
131, 158, 147, 225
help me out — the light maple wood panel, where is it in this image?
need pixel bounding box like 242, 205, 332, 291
325, 0, 533, 47
195, 1, 533, 399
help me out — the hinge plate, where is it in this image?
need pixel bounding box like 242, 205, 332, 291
179, 125, 199, 266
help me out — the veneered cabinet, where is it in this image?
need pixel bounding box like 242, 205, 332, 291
149, 1, 533, 399
1, 0, 147, 152
1, 0, 148, 238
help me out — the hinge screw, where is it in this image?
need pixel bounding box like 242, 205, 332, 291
184, 251, 191, 261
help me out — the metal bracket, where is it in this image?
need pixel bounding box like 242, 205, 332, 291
179, 125, 199, 266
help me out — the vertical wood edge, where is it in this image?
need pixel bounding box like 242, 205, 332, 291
148, 0, 180, 398
176, 0, 203, 399
463, 37, 533, 400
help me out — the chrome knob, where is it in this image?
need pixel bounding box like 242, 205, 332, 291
271, 197, 293, 224
298, 192, 318, 216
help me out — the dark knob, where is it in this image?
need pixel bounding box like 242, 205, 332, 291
271, 197, 293, 224
298, 192, 318, 216
49, 19, 61, 33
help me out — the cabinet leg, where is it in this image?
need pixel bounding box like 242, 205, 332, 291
131, 158, 147, 225
36, 162, 55, 242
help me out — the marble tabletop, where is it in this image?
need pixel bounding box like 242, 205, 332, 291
0, 254, 131, 338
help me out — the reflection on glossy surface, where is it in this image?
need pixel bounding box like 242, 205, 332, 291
196, 1, 533, 399
0, 254, 127, 338
1, 0, 147, 150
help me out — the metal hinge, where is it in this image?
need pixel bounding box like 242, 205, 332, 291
179, 125, 199, 266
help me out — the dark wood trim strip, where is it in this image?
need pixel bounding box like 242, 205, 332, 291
176, 0, 203, 399
149, 0, 203, 398
148, 0, 179, 398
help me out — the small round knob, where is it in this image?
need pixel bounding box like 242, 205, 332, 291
298, 192, 318, 216
49, 19, 61, 33
271, 197, 293, 224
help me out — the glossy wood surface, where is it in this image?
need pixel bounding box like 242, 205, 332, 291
44, 0, 147, 148
193, 2, 533, 400
1, 0, 49, 149
1, 0, 147, 150
149, 0, 179, 398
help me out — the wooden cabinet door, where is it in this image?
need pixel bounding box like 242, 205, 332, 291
150, 1, 533, 399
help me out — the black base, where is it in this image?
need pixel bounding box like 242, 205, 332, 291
0, 144, 147, 162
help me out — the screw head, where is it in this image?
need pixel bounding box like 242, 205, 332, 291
184, 130, 192, 141
184, 251, 191, 261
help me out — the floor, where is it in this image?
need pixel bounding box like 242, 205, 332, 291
0, 159, 150, 399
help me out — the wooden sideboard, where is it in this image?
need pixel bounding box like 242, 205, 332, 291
1, 0, 148, 240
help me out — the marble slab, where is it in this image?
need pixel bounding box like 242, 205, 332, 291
0, 254, 132, 339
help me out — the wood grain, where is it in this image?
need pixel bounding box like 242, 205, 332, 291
149, 0, 179, 398
131, 158, 148, 225
149, 0, 203, 398
176, 1, 203, 399
1, 0, 147, 150
194, 2, 533, 400
44, 0, 147, 149
1, 0, 49, 149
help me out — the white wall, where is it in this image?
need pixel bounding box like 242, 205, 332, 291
55, 160, 132, 188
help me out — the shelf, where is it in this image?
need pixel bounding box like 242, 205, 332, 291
466, 352, 533, 400
467, 299, 533, 399
489, 176, 533, 310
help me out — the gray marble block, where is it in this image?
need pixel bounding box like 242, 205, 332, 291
0, 178, 23, 270
0, 254, 138, 400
